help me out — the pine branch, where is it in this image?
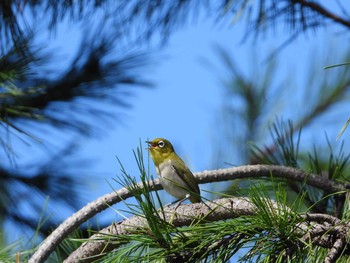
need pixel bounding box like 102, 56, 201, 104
292, 0, 350, 29
3, 1, 350, 53
299, 213, 348, 263
28, 164, 349, 263
63, 197, 260, 263
1, 44, 150, 122
63, 199, 350, 262
250, 75, 350, 165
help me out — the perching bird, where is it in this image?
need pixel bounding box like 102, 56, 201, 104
146, 138, 201, 203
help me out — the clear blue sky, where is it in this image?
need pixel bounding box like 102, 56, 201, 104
6, 2, 350, 244
77, 15, 348, 216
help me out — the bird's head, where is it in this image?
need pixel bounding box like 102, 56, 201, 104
146, 138, 175, 166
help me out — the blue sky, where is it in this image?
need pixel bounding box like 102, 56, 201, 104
5, 2, 350, 244
78, 15, 348, 207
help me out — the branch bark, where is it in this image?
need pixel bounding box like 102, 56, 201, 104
64, 198, 350, 263
28, 165, 350, 263
64, 197, 257, 262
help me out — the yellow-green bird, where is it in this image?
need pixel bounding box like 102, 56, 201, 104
146, 138, 201, 203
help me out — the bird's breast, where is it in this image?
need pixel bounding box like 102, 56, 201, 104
156, 160, 189, 199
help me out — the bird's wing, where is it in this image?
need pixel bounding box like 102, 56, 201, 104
170, 159, 200, 195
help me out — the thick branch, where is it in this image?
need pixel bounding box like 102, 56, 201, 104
63, 198, 260, 262
64, 198, 349, 263
28, 165, 350, 263
194, 165, 349, 192
28, 180, 162, 263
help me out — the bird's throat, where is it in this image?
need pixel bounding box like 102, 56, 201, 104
151, 151, 173, 167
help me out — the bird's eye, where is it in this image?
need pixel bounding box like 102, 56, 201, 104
158, 141, 165, 148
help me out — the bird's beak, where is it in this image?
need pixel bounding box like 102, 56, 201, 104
145, 141, 154, 149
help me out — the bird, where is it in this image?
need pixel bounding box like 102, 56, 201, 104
146, 138, 201, 203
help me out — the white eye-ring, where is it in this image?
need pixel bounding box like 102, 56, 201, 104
158, 141, 165, 148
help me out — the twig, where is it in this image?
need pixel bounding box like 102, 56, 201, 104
292, 0, 350, 29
